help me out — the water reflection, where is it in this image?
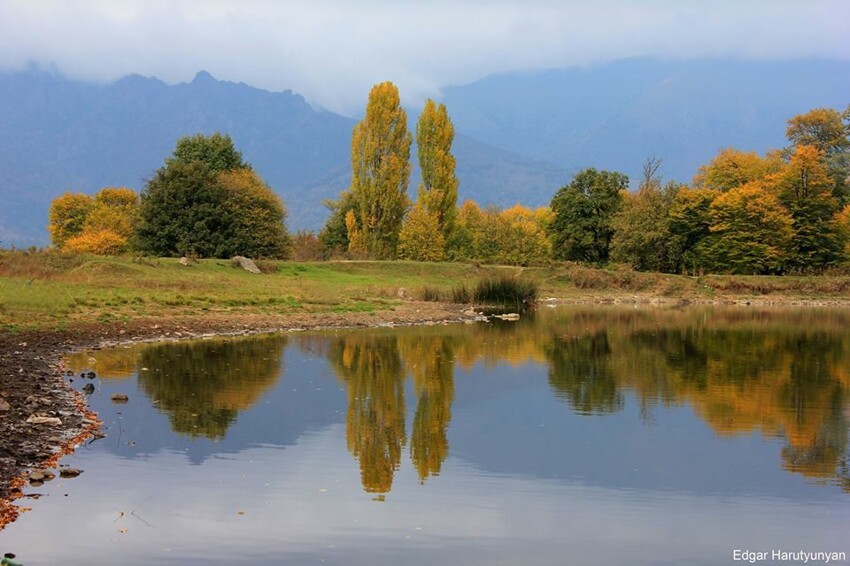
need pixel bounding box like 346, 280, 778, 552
66, 307, 850, 493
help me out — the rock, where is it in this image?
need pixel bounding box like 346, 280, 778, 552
29, 471, 46, 481
82, 383, 95, 394
0, 398, 9, 411
462, 308, 477, 317
179, 256, 191, 266
397, 287, 409, 299
111, 393, 129, 403
26, 415, 63, 426
59, 468, 83, 478
232, 255, 261, 274
493, 313, 521, 321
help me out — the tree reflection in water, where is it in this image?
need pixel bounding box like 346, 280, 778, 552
137, 335, 286, 439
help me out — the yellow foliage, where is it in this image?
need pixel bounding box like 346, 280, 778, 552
64, 229, 128, 255
48, 192, 94, 247
693, 148, 783, 192
398, 204, 445, 261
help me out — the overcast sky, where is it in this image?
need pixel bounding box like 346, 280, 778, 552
1, 0, 848, 115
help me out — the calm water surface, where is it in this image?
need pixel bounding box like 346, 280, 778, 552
4, 306, 850, 565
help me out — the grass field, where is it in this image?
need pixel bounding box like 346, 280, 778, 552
2, 250, 850, 332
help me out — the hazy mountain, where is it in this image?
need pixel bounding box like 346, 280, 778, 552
0, 68, 566, 246
442, 58, 850, 184
2, 59, 848, 246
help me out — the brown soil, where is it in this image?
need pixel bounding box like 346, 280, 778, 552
0, 301, 473, 529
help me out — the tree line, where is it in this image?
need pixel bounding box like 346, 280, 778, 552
48, 80, 850, 275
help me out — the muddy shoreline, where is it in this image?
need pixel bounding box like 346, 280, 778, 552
3, 296, 850, 529
0, 302, 486, 529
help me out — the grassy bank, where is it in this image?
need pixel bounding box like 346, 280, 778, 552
2, 250, 850, 332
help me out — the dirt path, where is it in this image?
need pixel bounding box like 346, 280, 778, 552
0, 302, 474, 529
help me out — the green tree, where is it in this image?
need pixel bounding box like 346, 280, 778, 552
667, 188, 717, 274
136, 136, 289, 258
706, 182, 793, 274
136, 161, 232, 257
318, 191, 356, 255
348, 82, 412, 259
416, 99, 459, 245
167, 132, 249, 173
611, 158, 682, 272
549, 168, 627, 263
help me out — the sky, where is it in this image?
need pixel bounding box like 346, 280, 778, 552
1, 0, 848, 115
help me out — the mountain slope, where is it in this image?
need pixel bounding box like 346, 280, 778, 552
0, 69, 565, 246
441, 58, 850, 184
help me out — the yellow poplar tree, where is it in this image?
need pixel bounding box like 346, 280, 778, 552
348, 81, 412, 259
416, 99, 459, 245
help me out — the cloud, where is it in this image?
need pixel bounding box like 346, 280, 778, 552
0, 0, 848, 114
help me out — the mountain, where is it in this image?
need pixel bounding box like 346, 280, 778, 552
0, 68, 566, 246
2, 59, 848, 247
442, 58, 850, 184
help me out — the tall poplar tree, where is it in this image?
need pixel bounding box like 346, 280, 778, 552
348, 82, 412, 259
416, 99, 459, 243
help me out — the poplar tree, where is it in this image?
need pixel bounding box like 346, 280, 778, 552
348, 82, 412, 259
416, 99, 459, 243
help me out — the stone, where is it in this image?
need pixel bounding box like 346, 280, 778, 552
82, 383, 95, 394
231, 256, 261, 274
179, 256, 190, 266
0, 398, 9, 411
493, 313, 521, 321
111, 393, 129, 403
26, 415, 63, 426
397, 287, 409, 299
59, 468, 83, 478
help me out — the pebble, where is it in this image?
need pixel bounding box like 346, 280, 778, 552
110, 394, 129, 403
59, 468, 83, 478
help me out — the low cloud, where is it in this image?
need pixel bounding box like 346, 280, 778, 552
1, 0, 847, 115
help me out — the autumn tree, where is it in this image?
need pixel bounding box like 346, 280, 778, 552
774, 145, 845, 270
398, 204, 444, 261
218, 168, 292, 259
549, 168, 627, 264
786, 106, 850, 204
693, 148, 783, 192
49, 187, 139, 254
706, 182, 793, 274
452, 200, 551, 265
416, 99, 459, 245
347, 82, 412, 259
48, 192, 95, 247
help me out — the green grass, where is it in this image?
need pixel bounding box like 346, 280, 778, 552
3, 250, 850, 331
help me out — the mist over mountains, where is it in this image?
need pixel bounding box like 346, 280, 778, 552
1, 58, 848, 246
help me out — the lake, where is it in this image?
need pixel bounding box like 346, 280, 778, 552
4, 306, 849, 565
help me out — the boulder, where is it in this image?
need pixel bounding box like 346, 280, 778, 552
232, 256, 261, 274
